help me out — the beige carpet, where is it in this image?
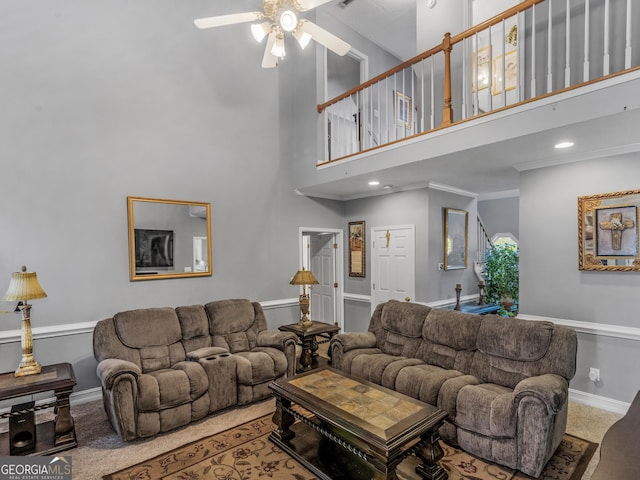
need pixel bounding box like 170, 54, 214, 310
1, 396, 619, 479
101, 413, 597, 480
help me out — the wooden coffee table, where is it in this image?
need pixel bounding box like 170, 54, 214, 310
269, 368, 448, 480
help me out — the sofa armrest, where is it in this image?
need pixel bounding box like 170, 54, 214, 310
96, 358, 141, 390
257, 330, 297, 350
330, 332, 377, 352
513, 374, 569, 414
186, 347, 230, 361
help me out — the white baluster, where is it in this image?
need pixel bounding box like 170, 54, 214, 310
547, 0, 553, 93
584, 0, 590, 81
626, 0, 632, 69
565, 0, 571, 87
531, 4, 537, 96
603, 0, 610, 76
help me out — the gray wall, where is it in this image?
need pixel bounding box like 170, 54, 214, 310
343, 187, 478, 303
478, 196, 520, 240
0, 0, 343, 392
520, 155, 640, 403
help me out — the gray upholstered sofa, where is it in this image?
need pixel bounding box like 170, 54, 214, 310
93, 299, 297, 441
329, 300, 577, 478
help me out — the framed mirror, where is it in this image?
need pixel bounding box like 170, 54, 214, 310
127, 196, 212, 281
444, 208, 468, 270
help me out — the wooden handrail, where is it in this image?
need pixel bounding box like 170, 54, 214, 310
317, 0, 546, 114
316, 41, 446, 113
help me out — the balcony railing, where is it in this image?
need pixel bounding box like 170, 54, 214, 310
317, 0, 638, 165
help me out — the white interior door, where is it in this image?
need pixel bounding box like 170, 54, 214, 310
309, 233, 336, 324
299, 228, 344, 330
371, 225, 416, 310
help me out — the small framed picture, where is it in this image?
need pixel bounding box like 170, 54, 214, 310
394, 91, 413, 128
349, 221, 366, 277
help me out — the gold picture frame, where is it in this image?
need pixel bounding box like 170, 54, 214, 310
492, 48, 517, 96
578, 190, 640, 271
472, 46, 491, 92
444, 208, 468, 270
349, 221, 366, 277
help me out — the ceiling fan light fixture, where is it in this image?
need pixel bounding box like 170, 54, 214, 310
271, 34, 286, 58
251, 22, 272, 43
293, 27, 312, 49
279, 10, 298, 32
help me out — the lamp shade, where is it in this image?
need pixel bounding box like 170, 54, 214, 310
3, 266, 47, 302
290, 267, 319, 286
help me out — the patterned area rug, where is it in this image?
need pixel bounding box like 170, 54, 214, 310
103, 415, 596, 480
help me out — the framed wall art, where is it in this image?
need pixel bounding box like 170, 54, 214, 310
444, 208, 468, 270
349, 221, 366, 277
394, 91, 413, 128
578, 189, 640, 271
492, 49, 518, 95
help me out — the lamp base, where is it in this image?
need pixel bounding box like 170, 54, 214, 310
297, 318, 313, 328
15, 356, 41, 377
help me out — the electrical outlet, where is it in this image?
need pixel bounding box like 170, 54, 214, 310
438, 263, 444, 271
588, 367, 600, 383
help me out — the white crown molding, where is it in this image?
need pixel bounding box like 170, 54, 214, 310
428, 181, 478, 198
478, 189, 520, 201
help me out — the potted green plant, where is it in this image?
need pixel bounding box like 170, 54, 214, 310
484, 243, 519, 316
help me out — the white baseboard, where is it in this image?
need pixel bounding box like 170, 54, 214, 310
569, 388, 630, 415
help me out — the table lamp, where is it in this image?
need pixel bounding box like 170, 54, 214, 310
290, 267, 319, 328
3, 266, 48, 377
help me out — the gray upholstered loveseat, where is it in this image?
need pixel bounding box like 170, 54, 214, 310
329, 300, 577, 478
93, 299, 297, 441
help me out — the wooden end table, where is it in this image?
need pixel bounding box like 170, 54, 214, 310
0, 362, 77, 456
279, 321, 340, 372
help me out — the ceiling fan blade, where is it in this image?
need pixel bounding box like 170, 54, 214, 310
299, 20, 351, 56
194, 12, 262, 29
262, 32, 278, 68
298, 0, 334, 11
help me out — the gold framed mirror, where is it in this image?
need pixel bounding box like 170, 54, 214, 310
444, 208, 468, 270
127, 196, 212, 281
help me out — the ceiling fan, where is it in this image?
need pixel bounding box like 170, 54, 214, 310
194, 0, 351, 68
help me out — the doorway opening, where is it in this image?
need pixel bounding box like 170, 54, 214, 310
299, 228, 344, 331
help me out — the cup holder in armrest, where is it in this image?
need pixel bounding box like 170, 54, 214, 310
204, 353, 231, 361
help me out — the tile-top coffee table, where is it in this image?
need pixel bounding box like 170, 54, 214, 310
269, 368, 449, 480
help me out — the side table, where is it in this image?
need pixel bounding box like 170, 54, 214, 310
0, 362, 77, 456
279, 321, 340, 373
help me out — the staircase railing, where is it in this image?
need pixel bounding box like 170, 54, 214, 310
317, 0, 638, 164
474, 215, 494, 283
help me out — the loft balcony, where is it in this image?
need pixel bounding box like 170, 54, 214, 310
295, 0, 640, 200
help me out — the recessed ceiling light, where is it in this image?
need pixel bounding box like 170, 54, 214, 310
555, 141, 575, 149
383, 185, 393, 189
368, 180, 380, 186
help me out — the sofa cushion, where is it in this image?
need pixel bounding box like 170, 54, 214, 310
206, 299, 263, 353
456, 383, 517, 438
477, 315, 553, 361
416, 309, 482, 373
375, 301, 429, 358
138, 369, 192, 411
395, 364, 464, 405
114, 307, 182, 349
235, 351, 276, 385
350, 354, 423, 389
